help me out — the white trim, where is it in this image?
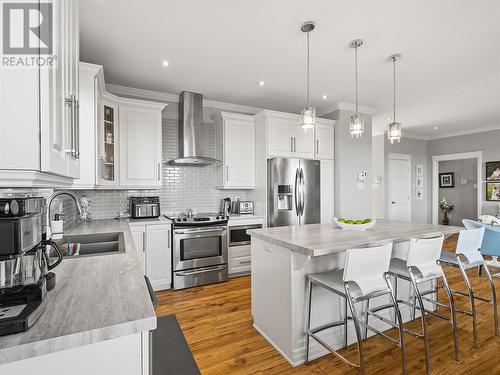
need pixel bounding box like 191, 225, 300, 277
106, 84, 262, 114
428, 124, 500, 140
317, 102, 376, 116
431, 151, 483, 225
0, 170, 74, 188
402, 131, 431, 141
388, 153, 412, 222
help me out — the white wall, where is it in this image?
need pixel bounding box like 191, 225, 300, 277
323, 109, 373, 219
372, 135, 385, 218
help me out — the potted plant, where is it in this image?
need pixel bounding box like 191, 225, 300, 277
439, 198, 454, 225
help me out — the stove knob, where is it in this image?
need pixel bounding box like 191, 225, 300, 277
216, 216, 220, 220
176, 218, 181, 222
0, 202, 9, 215
183, 218, 187, 222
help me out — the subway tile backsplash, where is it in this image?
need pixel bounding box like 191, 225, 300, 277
1, 118, 246, 226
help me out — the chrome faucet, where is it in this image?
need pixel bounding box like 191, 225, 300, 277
46, 190, 83, 237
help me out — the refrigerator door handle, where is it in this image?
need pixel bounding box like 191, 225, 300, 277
299, 168, 305, 216
294, 168, 300, 215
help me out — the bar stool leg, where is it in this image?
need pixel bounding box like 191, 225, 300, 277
458, 262, 478, 348
345, 283, 365, 375
364, 299, 370, 341
440, 267, 460, 361
409, 270, 431, 375
387, 281, 408, 375
305, 278, 313, 364
411, 286, 417, 322
483, 263, 499, 336
344, 297, 348, 347
393, 276, 398, 324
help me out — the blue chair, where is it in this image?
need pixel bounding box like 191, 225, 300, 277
462, 219, 500, 260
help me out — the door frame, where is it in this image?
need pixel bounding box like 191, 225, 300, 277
388, 153, 412, 222
431, 151, 482, 225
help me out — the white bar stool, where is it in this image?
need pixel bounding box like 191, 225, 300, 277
305, 243, 407, 375
439, 227, 499, 348
388, 235, 458, 375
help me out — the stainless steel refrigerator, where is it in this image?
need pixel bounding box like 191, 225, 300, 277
267, 158, 320, 227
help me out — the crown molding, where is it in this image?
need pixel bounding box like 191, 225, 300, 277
427, 124, 500, 140
402, 131, 431, 141
317, 102, 376, 116
106, 84, 262, 114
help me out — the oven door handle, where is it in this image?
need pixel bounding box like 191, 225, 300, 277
229, 224, 262, 231
174, 227, 226, 234
176, 265, 227, 276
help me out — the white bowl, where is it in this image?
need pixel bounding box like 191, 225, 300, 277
333, 217, 376, 231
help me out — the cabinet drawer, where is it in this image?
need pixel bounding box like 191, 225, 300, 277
229, 254, 251, 275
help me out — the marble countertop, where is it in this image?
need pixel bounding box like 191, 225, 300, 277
248, 219, 462, 257
0, 219, 157, 365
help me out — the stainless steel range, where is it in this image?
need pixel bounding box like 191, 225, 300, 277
166, 213, 228, 290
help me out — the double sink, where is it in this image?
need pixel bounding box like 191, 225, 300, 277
59, 232, 125, 257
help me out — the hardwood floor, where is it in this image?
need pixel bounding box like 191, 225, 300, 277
156, 235, 500, 374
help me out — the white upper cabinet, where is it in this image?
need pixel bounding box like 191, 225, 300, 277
71, 63, 104, 189
119, 101, 164, 188
215, 112, 255, 189
257, 110, 315, 159
97, 94, 120, 187
267, 115, 294, 157
315, 119, 335, 160
0, 0, 80, 186
293, 126, 315, 159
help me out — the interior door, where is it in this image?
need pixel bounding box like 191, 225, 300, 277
389, 158, 411, 221
267, 158, 300, 227
299, 159, 321, 225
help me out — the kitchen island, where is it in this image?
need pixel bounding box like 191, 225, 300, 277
248, 220, 461, 366
0, 219, 160, 375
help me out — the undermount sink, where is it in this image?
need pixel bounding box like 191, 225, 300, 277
60, 232, 125, 256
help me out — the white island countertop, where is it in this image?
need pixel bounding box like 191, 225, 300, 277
248, 219, 461, 257
0, 219, 157, 365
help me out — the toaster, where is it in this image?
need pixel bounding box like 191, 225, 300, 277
130, 197, 160, 219
230, 201, 254, 215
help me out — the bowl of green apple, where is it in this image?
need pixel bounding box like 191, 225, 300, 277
333, 217, 376, 231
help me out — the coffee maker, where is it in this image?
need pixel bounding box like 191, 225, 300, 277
0, 197, 63, 336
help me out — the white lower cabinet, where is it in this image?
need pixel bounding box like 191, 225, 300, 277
320, 159, 335, 223
130, 223, 171, 291
229, 245, 252, 275
0, 333, 148, 375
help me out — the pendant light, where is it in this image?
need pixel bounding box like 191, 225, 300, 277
299, 21, 316, 130
349, 39, 364, 138
387, 54, 402, 144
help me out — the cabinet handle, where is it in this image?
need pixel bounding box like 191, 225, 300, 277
226, 165, 229, 181
293, 137, 297, 153
158, 163, 161, 181
316, 139, 319, 154
142, 232, 146, 252
239, 260, 251, 265
290, 137, 293, 152
73, 97, 80, 159
65, 97, 74, 157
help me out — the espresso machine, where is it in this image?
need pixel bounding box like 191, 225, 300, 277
0, 197, 63, 336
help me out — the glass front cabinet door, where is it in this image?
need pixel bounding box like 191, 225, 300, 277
97, 96, 119, 186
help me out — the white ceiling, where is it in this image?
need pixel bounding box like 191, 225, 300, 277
80, 0, 500, 137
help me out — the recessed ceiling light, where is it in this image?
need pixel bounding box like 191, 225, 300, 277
322, 95, 327, 100
259, 81, 265, 86
434, 126, 438, 130
162, 60, 169, 67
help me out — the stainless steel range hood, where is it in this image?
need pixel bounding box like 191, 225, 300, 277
166, 91, 221, 167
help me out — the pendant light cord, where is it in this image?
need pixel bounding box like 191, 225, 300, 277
306, 31, 310, 108
355, 46, 358, 115
393, 57, 396, 123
